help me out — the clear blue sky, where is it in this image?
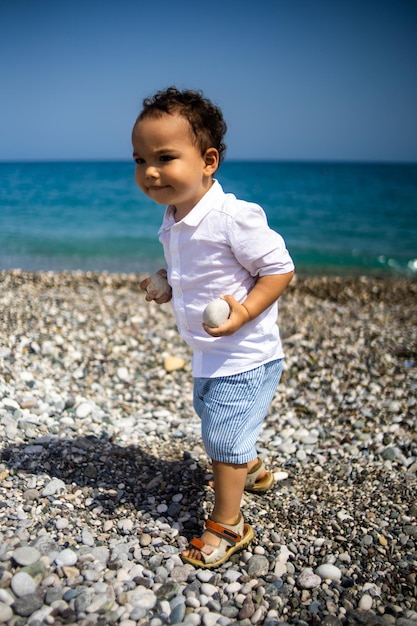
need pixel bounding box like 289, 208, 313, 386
1, 0, 416, 162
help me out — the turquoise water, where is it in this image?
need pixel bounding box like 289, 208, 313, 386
1, 161, 416, 277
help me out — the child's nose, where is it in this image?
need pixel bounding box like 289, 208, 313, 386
145, 165, 159, 179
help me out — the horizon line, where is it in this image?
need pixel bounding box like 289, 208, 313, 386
1, 157, 417, 166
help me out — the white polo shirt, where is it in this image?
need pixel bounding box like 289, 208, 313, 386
158, 180, 294, 377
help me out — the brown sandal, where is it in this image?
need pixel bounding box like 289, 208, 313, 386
181, 513, 254, 568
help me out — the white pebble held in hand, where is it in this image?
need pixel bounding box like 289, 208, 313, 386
146, 273, 171, 299
203, 298, 230, 328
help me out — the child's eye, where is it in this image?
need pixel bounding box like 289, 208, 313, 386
160, 155, 175, 162
134, 157, 145, 165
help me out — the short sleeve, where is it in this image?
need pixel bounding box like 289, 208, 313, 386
227, 203, 294, 277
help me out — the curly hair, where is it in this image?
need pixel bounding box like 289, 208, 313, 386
136, 86, 227, 164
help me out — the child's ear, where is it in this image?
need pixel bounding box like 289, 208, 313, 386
204, 147, 219, 174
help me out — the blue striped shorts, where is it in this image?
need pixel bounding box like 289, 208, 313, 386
193, 359, 283, 464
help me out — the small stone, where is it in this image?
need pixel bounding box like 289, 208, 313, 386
11, 571, 37, 596
146, 273, 171, 299
220, 605, 239, 619
12, 593, 43, 617
117, 366, 131, 382
239, 595, 255, 619
381, 446, 398, 461
84, 463, 98, 478
62, 565, 80, 578
76, 401, 94, 418
247, 554, 269, 577
155, 581, 181, 600
21, 560, 46, 579
74, 591, 93, 613
31, 535, 58, 555
91, 546, 109, 563
55, 548, 78, 566
358, 594, 373, 610
170, 600, 186, 624
200, 583, 217, 597
203, 612, 224, 626
0, 603, 13, 622
361, 534, 373, 546
297, 568, 321, 589
82, 528, 95, 546
316, 563, 342, 580
404, 524, 417, 537
22, 488, 40, 501
170, 565, 192, 582
56, 516, 70, 530
164, 355, 185, 372
28, 606, 54, 624
118, 518, 134, 533
223, 569, 241, 583
140, 533, 152, 547
126, 588, 157, 610
274, 471, 289, 481
41, 478, 66, 496
274, 561, 287, 577
12, 546, 41, 566
45, 586, 64, 604
203, 298, 230, 327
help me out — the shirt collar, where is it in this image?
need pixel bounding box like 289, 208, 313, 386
159, 179, 224, 233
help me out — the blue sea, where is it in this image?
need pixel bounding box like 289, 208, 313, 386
1, 161, 416, 277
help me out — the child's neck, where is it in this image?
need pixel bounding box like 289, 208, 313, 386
173, 179, 214, 222
173, 205, 191, 222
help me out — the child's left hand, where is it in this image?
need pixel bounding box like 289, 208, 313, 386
202, 295, 250, 337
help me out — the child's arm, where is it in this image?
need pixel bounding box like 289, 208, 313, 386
240, 272, 294, 321
203, 271, 294, 337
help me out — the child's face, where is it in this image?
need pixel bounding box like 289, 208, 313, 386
132, 112, 218, 218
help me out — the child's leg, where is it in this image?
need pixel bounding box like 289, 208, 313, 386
182, 459, 249, 561
211, 461, 247, 523
183, 361, 283, 563
208, 456, 269, 489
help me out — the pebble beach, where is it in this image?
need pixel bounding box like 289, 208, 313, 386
0, 270, 416, 626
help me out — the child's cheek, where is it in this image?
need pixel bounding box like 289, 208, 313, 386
134, 169, 143, 189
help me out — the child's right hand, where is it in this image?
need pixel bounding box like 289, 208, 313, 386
140, 270, 172, 304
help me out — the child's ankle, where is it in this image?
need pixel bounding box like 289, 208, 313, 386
210, 513, 241, 526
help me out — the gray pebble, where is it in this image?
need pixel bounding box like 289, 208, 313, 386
12, 594, 43, 617
11, 572, 37, 597
12, 546, 41, 566
41, 477, 66, 496
55, 548, 78, 566
315, 563, 342, 580
246, 554, 269, 577
297, 568, 321, 589
170, 600, 186, 624
202, 613, 222, 626
171, 564, 192, 582
0, 603, 13, 623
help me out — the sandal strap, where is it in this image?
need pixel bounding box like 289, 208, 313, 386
205, 519, 242, 544
245, 458, 264, 488
190, 537, 205, 550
